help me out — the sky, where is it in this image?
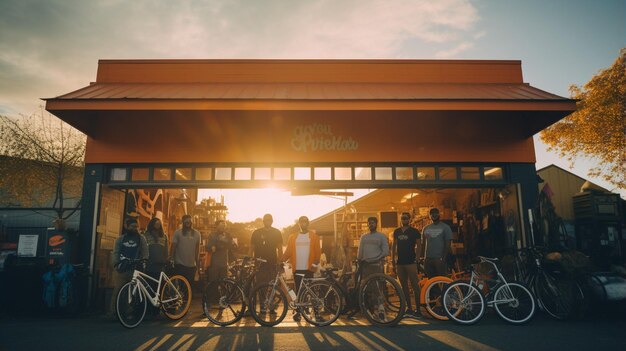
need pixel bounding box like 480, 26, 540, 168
0, 0, 624, 226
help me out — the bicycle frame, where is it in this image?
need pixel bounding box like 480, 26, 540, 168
127, 270, 181, 308
263, 264, 326, 310
466, 257, 517, 306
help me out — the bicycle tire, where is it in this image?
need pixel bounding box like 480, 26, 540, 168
116, 282, 147, 328
359, 273, 406, 327
534, 272, 578, 320
202, 279, 245, 326
493, 281, 535, 324
299, 281, 342, 327
442, 281, 485, 325
160, 275, 192, 320
422, 276, 452, 320
249, 283, 288, 327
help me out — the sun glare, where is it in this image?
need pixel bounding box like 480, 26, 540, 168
198, 188, 371, 229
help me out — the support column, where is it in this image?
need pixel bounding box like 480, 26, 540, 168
78, 164, 105, 309
509, 163, 539, 248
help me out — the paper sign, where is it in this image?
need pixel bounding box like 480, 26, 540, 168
17, 235, 39, 257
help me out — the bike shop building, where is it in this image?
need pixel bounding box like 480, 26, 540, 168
45, 59, 576, 307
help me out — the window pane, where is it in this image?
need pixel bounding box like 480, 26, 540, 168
484, 167, 503, 180
439, 167, 457, 180
175, 168, 192, 181
195, 168, 212, 181
374, 167, 392, 180
131, 168, 149, 181
274, 168, 291, 180
154, 168, 172, 181
355, 167, 372, 180
460, 167, 480, 180
294, 167, 311, 180
254, 168, 271, 180
215, 168, 232, 180
234, 168, 252, 180
314, 167, 331, 180
111, 168, 127, 181
334, 167, 352, 180
395, 167, 413, 180
417, 167, 435, 180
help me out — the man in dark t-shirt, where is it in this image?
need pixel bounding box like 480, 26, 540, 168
391, 212, 422, 317
249, 214, 283, 287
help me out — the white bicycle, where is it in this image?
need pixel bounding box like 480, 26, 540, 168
116, 259, 192, 328
442, 256, 535, 325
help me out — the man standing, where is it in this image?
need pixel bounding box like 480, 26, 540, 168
422, 208, 453, 278
171, 214, 201, 287
207, 220, 238, 284
357, 217, 389, 278
249, 214, 283, 286
110, 217, 148, 316
392, 212, 422, 318
282, 216, 320, 320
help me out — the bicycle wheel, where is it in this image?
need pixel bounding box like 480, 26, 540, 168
249, 283, 288, 327
359, 274, 406, 327
535, 272, 580, 320
203, 279, 245, 326
299, 281, 342, 326
442, 281, 485, 325
423, 277, 452, 320
160, 275, 192, 320
116, 282, 147, 328
493, 281, 535, 324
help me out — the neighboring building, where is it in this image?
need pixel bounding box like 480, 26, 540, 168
537, 164, 612, 221
0, 155, 82, 255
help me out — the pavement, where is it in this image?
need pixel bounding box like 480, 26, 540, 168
1, 296, 625, 351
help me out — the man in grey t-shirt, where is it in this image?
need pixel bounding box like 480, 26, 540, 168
171, 214, 201, 286
422, 208, 453, 277
357, 216, 389, 278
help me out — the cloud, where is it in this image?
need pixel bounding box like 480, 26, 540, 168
435, 42, 475, 58
0, 0, 483, 116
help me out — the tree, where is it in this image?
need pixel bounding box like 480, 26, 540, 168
540, 48, 626, 190
0, 109, 86, 220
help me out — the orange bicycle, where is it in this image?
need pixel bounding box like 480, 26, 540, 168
418, 263, 467, 320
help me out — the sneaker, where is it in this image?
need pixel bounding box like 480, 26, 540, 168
408, 310, 422, 319
293, 312, 301, 322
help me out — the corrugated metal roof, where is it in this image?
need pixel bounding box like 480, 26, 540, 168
53, 82, 568, 101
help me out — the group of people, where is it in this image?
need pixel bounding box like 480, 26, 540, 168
109, 208, 453, 320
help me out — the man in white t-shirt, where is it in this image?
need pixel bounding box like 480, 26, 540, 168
282, 216, 321, 320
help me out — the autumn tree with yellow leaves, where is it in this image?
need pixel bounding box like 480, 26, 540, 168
541, 48, 626, 190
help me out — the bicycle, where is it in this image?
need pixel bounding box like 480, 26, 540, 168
116, 259, 192, 328
519, 246, 585, 320
249, 262, 343, 327
202, 256, 266, 326
442, 256, 535, 325
331, 260, 406, 326
419, 263, 467, 320
320, 266, 350, 314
